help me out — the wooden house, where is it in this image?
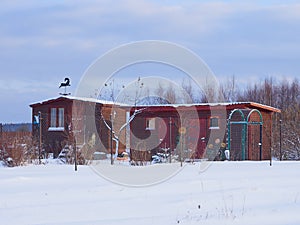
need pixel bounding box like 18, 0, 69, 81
129, 102, 280, 161
30, 96, 126, 158
30, 96, 280, 161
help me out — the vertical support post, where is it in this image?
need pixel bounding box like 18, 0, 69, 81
180, 133, 183, 167
169, 117, 172, 163
0, 123, 2, 147
83, 115, 86, 145
241, 123, 246, 160
279, 118, 282, 161
125, 111, 130, 153
74, 137, 77, 171
110, 113, 114, 165
270, 141, 272, 166
227, 119, 231, 159
178, 125, 186, 167
259, 124, 263, 160
38, 111, 42, 164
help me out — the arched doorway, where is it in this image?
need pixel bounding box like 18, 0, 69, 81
227, 109, 263, 160
227, 109, 247, 160
246, 109, 263, 160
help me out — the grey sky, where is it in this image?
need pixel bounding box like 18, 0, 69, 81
0, 0, 299, 122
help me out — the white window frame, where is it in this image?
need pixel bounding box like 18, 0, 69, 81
146, 118, 155, 130
50, 108, 56, 128
48, 107, 65, 131
58, 108, 64, 128
209, 116, 220, 129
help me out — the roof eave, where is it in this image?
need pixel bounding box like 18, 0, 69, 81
248, 102, 281, 113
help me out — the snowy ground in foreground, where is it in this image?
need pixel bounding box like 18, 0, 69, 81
0, 161, 300, 225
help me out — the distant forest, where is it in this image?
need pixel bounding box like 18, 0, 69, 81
234, 77, 299, 160
185, 76, 299, 160
0, 123, 32, 132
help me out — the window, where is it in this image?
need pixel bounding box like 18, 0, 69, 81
209, 117, 219, 129
58, 108, 64, 127
146, 118, 155, 130
50, 108, 56, 127
49, 108, 64, 131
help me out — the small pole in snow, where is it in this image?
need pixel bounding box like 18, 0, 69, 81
110, 113, 114, 165
74, 137, 77, 171
169, 117, 172, 163
0, 123, 2, 147
178, 126, 186, 167
180, 134, 183, 167
279, 118, 282, 161
270, 147, 272, 166
38, 111, 42, 165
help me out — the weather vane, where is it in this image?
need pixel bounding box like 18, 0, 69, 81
59, 77, 71, 96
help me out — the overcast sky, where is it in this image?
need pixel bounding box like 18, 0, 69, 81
0, 0, 299, 123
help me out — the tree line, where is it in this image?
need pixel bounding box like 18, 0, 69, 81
236, 77, 299, 160
154, 76, 299, 160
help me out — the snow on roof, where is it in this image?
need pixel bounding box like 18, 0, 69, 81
135, 102, 281, 112
30, 96, 280, 113
246, 102, 281, 113
30, 95, 127, 107
63, 95, 118, 105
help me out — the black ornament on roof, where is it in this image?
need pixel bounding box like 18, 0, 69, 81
59, 77, 71, 96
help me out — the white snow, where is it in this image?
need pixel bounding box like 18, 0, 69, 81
48, 127, 65, 131
0, 160, 5, 167
30, 95, 127, 107
0, 161, 300, 225
135, 102, 280, 112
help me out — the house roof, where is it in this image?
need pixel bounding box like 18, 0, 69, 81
29, 95, 119, 107
133, 102, 281, 113
244, 102, 281, 113
30, 96, 281, 113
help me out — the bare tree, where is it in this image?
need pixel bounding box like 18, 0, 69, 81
154, 82, 168, 104
180, 78, 205, 103
236, 77, 299, 160
98, 77, 146, 164
165, 84, 177, 104
263, 77, 274, 106
220, 75, 238, 102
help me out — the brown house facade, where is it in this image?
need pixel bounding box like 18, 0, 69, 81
129, 102, 280, 161
30, 96, 126, 158
30, 96, 280, 161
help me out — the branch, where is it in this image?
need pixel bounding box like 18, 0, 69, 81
287, 139, 295, 146
100, 111, 112, 131
99, 107, 145, 153
99, 110, 119, 141
118, 108, 145, 134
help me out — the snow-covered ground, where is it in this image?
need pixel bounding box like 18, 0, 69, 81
0, 161, 300, 225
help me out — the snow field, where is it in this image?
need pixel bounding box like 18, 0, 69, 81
0, 161, 300, 225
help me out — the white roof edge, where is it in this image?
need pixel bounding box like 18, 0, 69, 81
30, 97, 280, 112
135, 102, 251, 107
64, 96, 117, 105
30, 95, 128, 106
135, 102, 280, 111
